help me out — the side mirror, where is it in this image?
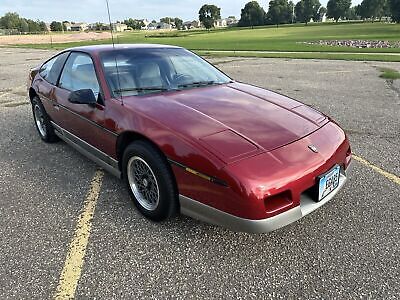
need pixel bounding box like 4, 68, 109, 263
68, 89, 97, 106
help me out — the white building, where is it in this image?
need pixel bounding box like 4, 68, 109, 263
140, 19, 151, 27
157, 22, 173, 30
147, 23, 158, 30
112, 23, 128, 32
63, 22, 72, 31
214, 17, 238, 28
70, 22, 88, 31
225, 16, 238, 26
214, 19, 227, 28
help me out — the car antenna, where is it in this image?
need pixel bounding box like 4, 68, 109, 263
105, 0, 124, 106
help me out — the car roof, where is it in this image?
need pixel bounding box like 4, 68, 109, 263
67, 44, 182, 55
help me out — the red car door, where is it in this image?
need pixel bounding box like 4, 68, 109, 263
54, 51, 116, 160
35, 52, 70, 122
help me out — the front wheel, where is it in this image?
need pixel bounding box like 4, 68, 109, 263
122, 141, 178, 221
31, 96, 59, 143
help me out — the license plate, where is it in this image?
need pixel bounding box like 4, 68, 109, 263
318, 165, 340, 201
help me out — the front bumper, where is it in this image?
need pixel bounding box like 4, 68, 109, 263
180, 163, 351, 233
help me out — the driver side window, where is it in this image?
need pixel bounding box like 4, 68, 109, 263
59, 52, 100, 99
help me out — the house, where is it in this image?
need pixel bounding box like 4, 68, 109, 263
183, 20, 201, 30
214, 19, 227, 28
147, 22, 158, 30
112, 23, 128, 32
88, 23, 110, 31
212, 17, 238, 28
156, 22, 173, 30
225, 16, 238, 26
141, 20, 151, 30
140, 19, 151, 29
70, 22, 88, 31
63, 22, 72, 31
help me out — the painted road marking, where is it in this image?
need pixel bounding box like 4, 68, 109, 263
353, 155, 400, 186
54, 169, 104, 300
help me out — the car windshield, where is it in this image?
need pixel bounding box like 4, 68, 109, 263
100, 48, 231, 97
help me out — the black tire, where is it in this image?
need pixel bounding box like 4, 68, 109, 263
122, 140, 178, 221
31, 96, 59, 143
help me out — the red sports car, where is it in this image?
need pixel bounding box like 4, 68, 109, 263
28, 44, 351, 233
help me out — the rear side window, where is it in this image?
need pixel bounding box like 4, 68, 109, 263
39, 52, 69, 85
59, 52, 100, 98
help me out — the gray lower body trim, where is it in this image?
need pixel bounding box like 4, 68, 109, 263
180, 195, 302, 233
51, 121, 121, 178
180, 163, 351, 233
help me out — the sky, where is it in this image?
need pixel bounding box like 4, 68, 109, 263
0, 0, 363, 23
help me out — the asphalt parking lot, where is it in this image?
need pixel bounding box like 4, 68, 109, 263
0, 48, 399, 299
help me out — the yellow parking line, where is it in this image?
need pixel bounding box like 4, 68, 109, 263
353, 155, 400, 185
54, 169, 104, 300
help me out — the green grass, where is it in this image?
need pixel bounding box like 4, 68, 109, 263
199, 51, 400, 62
378, 67, 400, 79
11, 22, 400, 61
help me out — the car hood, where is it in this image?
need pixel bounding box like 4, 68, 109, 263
124, 82, 328, 161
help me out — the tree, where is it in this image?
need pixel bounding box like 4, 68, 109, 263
266, 0, 293, 27
38, 21, 48, 32
27, 19, 39, 32
296, 0, 321, 24
326, 0, 352, 21
50, 21, 63, 31
91, 22, 109, 31
315, 6, 327, 21
355, 4, 364, 19
199, 4, 221, 30
238, 1, 267, 28
174, 18, 183, 30
123, 18, 145, 30
159, 17, 183, 29
0, 12, 49, 33
378, 0, 391, 20
0, 12, 21, 29
18, 19, 29, 32
345, 6, 358, 20
357, 0, 390, 21
390, 0, 400, 22
295, 1, 306, 22
160, 17, 172, 24
303, 0, 321, 24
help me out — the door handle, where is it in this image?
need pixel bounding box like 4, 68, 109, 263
53, 104, 60, 111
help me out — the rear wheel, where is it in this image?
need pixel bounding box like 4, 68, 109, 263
123, 141, 178, 221
31, 96, 58, 143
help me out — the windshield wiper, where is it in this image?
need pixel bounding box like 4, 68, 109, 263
178, 81, 219, 88
114, 87, 169, 93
